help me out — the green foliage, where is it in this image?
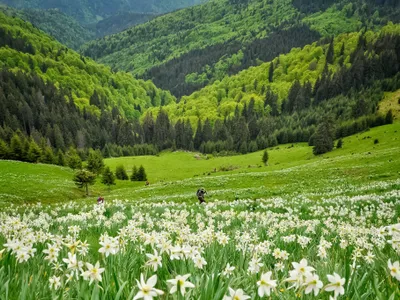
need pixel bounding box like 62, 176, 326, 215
0, 6, 95, 50
115, 165, 129, 180
73, 169, 96, 195
0, 0, 206, 24
10, 133, 23, 161
86, 149, 104, 174
82, 0, 400, 98
0, 139, 9, 159
136, 165, 147, 181
66, 148, 82, 170
27, 140, 42, 163
262, 149, 269, 166
130, 166, 138, 181
0, 12, 175, 121
313, 119, 336, 155
336, 138, 343, 149
101, 166, 116, 189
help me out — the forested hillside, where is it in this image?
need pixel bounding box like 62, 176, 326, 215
0, 12, 175, 163
141, 24, 399, 154
0, 0, 207, 24
82, 0, 400, 98
0, 5, 95, 50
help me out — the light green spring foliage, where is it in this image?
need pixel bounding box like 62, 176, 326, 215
83, 0, 298, 75
0, 12, 175, 120
0, 5, 95, 50
145, 23, 400, 128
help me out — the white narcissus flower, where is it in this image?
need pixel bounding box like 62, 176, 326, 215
145, 250, 162, 272
325, 273, 345, 298
49, 275, 61, 290
193, 255, 207, 269
304, 273, 323, 296
222, 263, 235, 277
223, 287, 250, 300
133, 273, 164, 300
81, 261, 105, 285
292, 259, 315, 276
257, 271, 277, 297
388, 260, 400, 281
167, 274, 195, 296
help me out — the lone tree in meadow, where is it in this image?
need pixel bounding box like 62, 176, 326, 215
313, 119, 336, 155
73, 169, 97, 196
102, 166, 116, 191
336, 139, 343, 149
115, 165, 129, 180
86, 149, 104, 174
262, 149, 269, 166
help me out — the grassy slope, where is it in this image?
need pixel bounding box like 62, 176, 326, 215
0, 123, 399, 206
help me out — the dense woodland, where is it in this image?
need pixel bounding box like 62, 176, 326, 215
0, 12, 175, 120
82, 0, 400, 98
0, 0, 206, 24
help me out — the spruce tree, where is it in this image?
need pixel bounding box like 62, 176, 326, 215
57, 150, 66, 166
86, 149, 104, 174
27, 140, 42, 163
0, 139, 9, 159
115, 165, 129, 180
73, 169, 96, 196
385, 109, 394, 124
102, 166, 116, 190
326, 39, 334, 64
313, 119, 335, 155
137, 165, 147, 181
67, 148, 82, 170
268, 61, 274, 83
130, 165, 138, 181
40, 146, 55, 164
10, 133, 23, 161
336, 139, 343, 149
262, 149, 269, 166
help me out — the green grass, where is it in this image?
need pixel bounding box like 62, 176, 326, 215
379, 89, 400, 121
1, 123, 399, 207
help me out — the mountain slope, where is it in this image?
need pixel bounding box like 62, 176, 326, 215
152, 24, 400, 122
82, 0, 400, 98
0, 0, 208, 24
0, 5, 95, 50
0, 12, 175, 120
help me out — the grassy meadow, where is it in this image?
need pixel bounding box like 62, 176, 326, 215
0, 123, 399, 299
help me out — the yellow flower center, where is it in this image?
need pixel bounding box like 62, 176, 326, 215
143, 286, 150, 294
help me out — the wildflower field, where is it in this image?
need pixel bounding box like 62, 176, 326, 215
0, 124, 400, 299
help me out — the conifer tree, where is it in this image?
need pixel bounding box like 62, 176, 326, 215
27, 140, 42, 163
130, 165, 138, 181
313, 119, 336, 155
262, 149, 269, 166
102, 166, 116, 190
137, 165, 147, 181
67, 148, 82, 170
0, 139, 9, 159
86, 149, 104, 174
10, 133, 23, 161
115, 165, 129, 180
73, 169, 96, 196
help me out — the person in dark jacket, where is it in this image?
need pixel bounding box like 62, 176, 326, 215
196, 188, 207, 204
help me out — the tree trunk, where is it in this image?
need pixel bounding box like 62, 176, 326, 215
85, 183, 89, 196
